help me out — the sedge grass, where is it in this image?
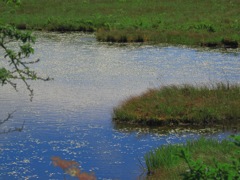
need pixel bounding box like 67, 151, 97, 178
0, 0, 239, 46
145, 136, 239, 179
113, 84, 240, 126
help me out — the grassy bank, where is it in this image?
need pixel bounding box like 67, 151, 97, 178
145, 136, 240, 179
113, 84, 240, 126
0, 0, 239, 46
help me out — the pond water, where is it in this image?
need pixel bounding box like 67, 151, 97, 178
0, 32, 239, 180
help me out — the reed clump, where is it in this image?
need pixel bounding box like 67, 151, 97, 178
113, 84, 240, 127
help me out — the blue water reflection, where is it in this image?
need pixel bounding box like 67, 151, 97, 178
0, 32, 239, 179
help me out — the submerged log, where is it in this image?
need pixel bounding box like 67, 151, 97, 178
201, 39, 238, 49
201, 42, 218, 48
221, 39, 238, 49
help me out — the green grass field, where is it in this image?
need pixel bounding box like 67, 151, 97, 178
113, 84, 240, 126
0, 0, 239, 46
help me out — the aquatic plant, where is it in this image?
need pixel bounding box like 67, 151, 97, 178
51, 156, 96, 180
179, 135, 240, 179
145, 135, 240, 179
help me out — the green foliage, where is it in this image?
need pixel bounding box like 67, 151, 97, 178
232, 135, 240, 147
187, 22, 216, 33
0, 0, 50, 98
3, 0, 21, 5
0, 67, 12, 84
0, 24, 50, 98
145, 136, 240, 179
179, 135, 240, 180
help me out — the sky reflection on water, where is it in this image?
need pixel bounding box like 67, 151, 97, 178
0, 32, 239, 179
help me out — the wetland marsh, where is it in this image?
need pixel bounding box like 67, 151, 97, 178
0, 32, 239, 179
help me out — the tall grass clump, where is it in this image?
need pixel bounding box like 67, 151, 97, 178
145, 144, 183, 171
145, 135, 240, 179
113, 84, 240, 126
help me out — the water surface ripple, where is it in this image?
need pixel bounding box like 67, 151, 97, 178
0, 32, 239, 179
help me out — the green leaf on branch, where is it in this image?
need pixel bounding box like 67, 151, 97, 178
20, 43, 34, 57
0, 24, 51, 99
5, 49, 17, 59
0, 68, 11, 84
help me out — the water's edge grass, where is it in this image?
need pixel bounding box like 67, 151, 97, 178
145, 136, 240, 179
113, 84, 240, 127
0, 0, 239, 47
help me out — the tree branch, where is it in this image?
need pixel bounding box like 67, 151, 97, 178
0, 110, 24, 134
0, 25, 52, 100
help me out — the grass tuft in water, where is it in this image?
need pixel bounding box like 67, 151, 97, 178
113, 83, 240, 126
